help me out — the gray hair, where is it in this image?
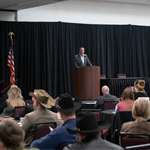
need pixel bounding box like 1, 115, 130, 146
102, 85, 109, 93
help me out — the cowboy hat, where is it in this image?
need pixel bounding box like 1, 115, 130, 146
56, 93, 82, 112
67, 111, 110, 134
29, 89, 54, 108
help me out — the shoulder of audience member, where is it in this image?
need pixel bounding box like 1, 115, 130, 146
63, 142, 81, 150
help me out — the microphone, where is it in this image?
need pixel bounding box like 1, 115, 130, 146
90, 60, 95, 66
1, 79, 18, 93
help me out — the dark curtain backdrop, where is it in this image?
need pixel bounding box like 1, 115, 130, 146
0, 21, 150, 99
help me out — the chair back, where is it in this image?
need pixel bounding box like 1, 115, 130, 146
120, 132, 150, 148
126, 143, 150, 150
33, 122, 56, 140
100, 74, 106, 79
111, 111, 135, 144
104, 101, 118, 110
81, 109, 101, 122
25, 100, 33, 105
14, 106, 26, 116
118, 74, 126, 78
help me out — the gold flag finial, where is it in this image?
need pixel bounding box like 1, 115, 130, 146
8, 32, 14, 39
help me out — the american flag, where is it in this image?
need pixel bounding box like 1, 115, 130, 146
7, 37, 15, 84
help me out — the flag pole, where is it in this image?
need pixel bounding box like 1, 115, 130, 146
1, 79, 18, 93
0, 79, 4, 84
7, 31, 15, 85
8, 32, 14, 39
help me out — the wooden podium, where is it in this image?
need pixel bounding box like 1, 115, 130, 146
74, 66, 100, 100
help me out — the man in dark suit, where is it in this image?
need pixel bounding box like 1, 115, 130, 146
74, 47, 92, 68
94, 85, 118, 110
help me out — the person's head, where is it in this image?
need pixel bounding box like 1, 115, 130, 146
56, 93, 82, 121
29, 89, 54, 109
79, 47, 85, 56
122, 87, 135, 101
7, 87, 25, 108
102, 85, 109, 95
0, 119, 25, 150
67, 111, 110, 141
7, 86, 22, 100
136, 80, 145, 91
132, 98, 150, 120
10, 85, 18, 88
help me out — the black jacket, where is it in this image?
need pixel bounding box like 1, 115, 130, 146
74, 54, 92, 68
63, 135, 124, 150
94, 94, 118, 110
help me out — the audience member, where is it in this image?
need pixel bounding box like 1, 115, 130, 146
134, 80, 148, 100
30, 93, 82, 150
63, 111, 124, 150
0, 85, 18, 105
0, 86, 25, 117
0, 119, 25, 150
94, 85, 118, 110
115, 87, 135, 114
21, 89, 58, 148
0, 119, 39, 150
121, 98, 150, 140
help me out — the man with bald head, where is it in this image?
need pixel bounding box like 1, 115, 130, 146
94, 85, 118, 110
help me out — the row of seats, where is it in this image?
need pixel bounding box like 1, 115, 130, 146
16, 100, 150, 149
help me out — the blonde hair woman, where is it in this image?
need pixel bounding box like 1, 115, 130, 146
121, 98, 150, 137
0, 87, 25, 117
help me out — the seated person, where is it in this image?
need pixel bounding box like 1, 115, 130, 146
0, 119, 39, 150
132, 80, 147, 95
0, 86, 25, 117
115, 87, 135, 114
94, 85, 118, 110
121, 98, 150, 139
30, 93, 82, 150
21, 89, 58, 148
64, 111, 124, 150
0, 119, 25, 150
0, 85, 18, 105
134, 80, 148, 100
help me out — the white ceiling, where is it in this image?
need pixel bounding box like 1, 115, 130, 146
102, 0, 150, 5
0, 0, 67, 11
0, 0, 149, 11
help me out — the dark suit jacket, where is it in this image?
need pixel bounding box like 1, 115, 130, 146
15, 104, 33, 120
74, 54, 92, 68
94, 94, 118, 110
